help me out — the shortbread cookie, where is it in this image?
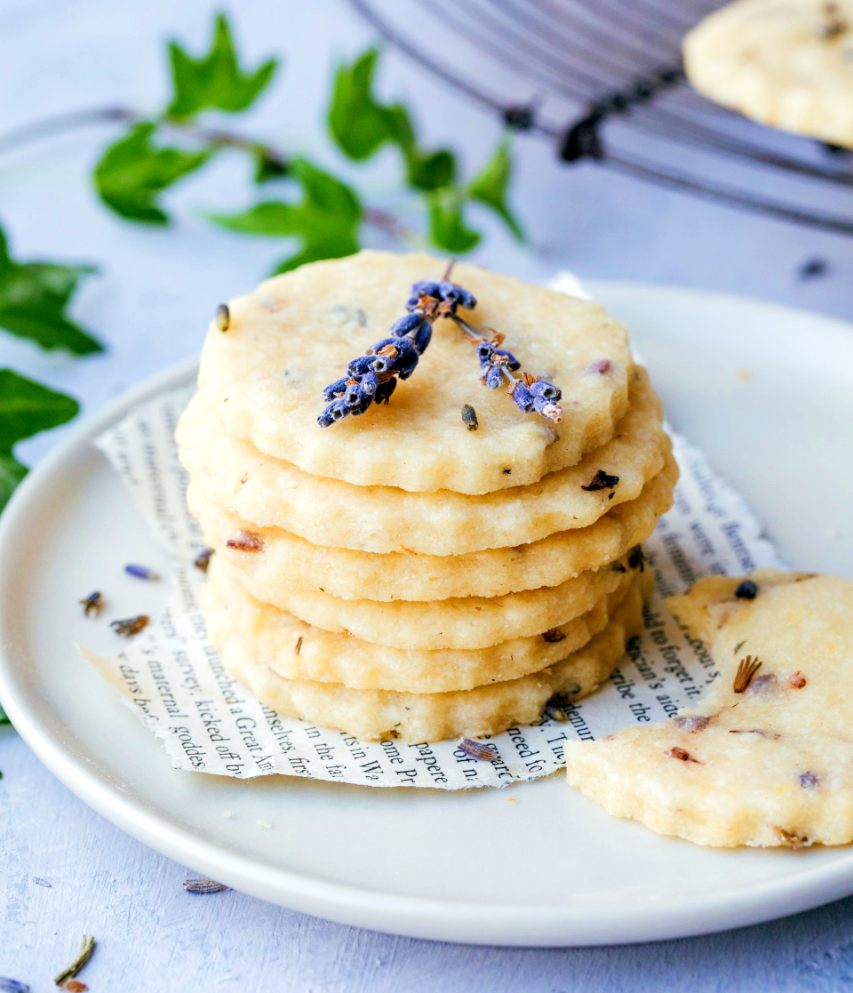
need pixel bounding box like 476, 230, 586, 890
684, 0, 853, 148
178, 369, 666, 556
190, 452, 676, 601
204, 560, 639, 691
218, 554, 633, 651
565, 571, 853, 847
195, 251, 634, 495
210, 579, 649, 741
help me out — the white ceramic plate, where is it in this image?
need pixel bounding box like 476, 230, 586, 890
0, 283, 851, 947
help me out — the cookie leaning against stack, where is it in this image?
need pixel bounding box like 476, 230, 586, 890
177, 251, 676, 741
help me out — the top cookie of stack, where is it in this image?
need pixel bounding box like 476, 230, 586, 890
178, 251, 675, 742
194, 251, 634, 494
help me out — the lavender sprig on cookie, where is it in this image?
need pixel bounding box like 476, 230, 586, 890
318, 263, 562, 427
448, 314, 562, 423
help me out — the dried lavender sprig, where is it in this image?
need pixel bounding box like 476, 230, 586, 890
318, 261, 474, 427
450, 314, 563, 424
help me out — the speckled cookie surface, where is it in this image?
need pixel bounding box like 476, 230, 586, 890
189, 451, 676, 601
208, 580, 648, 742
565, 571, 853, 848
204, 561, 640, 692
177, 368, 666, 556
684, 0, 853, 148
215, 551, 633, 650
195, 251, 633, 494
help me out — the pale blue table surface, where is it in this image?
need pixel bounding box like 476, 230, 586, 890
1, 1, 851, 990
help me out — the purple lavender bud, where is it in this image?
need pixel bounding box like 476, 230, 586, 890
360, 370, 379, 396
493, 347, 521, 371
371, 354, 394, 375
369, 336, 400, 353
484, 364, 505, 389
512, 380, 536, 413
347, 354, 377, 376
476, 342, 495, 366
349, 390, 374, 416
406, 279, 477, 315
374, 378, 397, 404
390, 313, 425, 337
317, 397, 350, 427
438, 281, 477, 313
323, 376, 350, 401
125, 563, 160, 581
406, 280, 441, 311
368, 337, 412, 375
412, 320, 432, 354
343, 381, 362, 407
799, 771, 819, 789
395, 345, 420, 380
411, 279, 442, 299
530, 379, 561, 402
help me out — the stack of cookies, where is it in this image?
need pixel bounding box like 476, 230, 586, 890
176, 251, 677, 742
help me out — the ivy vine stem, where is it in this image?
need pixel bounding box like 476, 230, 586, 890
0, 105, 413, 243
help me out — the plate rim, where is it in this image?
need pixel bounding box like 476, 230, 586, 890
1, 281, 852, 947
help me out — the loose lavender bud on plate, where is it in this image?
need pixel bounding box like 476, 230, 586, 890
0, 979, 31, 993
457, 738, 497, 761
79, 591, 104, 618
110, 615, 149, 638
124, 563, 160, 581
183, 878, 229, 894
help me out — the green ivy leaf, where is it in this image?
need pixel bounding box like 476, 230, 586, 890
467, 139, 524, 242
0, 369, 80, 510
166, 13, 278, 119
427, 193, 481, 253
328, 48, 456, 192
328, 48, 392, 161
0, 700, 9, 725
94, 122, 213, 225
0, 226, 102, 355
208, 157, 361, 273
382, 106, 456, 192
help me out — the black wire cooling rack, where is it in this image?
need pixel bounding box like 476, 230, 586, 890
350, 0, 853, 235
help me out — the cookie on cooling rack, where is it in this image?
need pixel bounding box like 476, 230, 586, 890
684, 0, 853, 149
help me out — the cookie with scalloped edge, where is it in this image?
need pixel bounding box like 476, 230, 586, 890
208, 578, 648, 742
565, 571, 853, 847
203, 559, 640, 692
684, 0, 853, 148
216, 547, 634, 650
188, 450, 676, 602
177, 368, 666, 556
195, 250, 633, 495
